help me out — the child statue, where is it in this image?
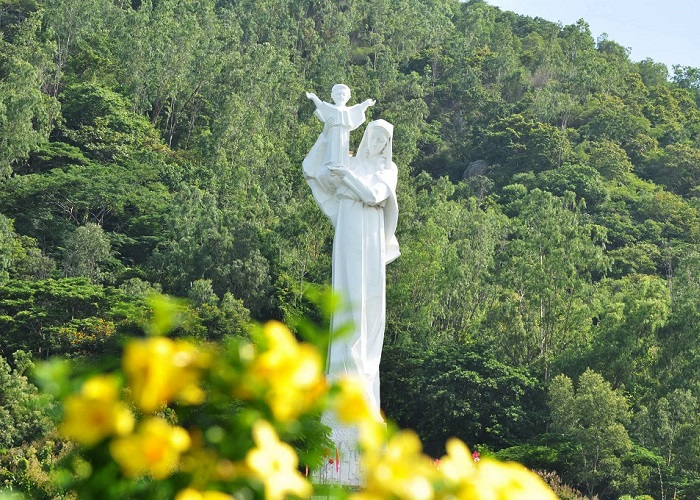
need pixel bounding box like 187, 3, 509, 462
305, 84, 375, 167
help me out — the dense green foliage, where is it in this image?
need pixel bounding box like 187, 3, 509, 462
1, 0, 700, 497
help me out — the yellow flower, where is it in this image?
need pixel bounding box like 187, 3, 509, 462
437, 439, 557, 500
354, 429, 436, 500
59, 374, 134, 446
123, 337, 209, 413
245, 420, 312, 500
333, 377, 375, 424
457, 459, 558, 500
358, 419, 388, 453
110, 417, 191, 479
175, 488, 232, 500
439, 437, 474, 485
237, 321, 327, 422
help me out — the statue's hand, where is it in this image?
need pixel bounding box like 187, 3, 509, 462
363, 98, 376, 108
327, 164, 348, 177
306, 92, 321, 105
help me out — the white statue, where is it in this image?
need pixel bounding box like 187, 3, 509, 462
305, 84, 375, 168
303, 100, 400, 422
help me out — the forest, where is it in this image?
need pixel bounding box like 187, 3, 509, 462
1, 0, 700, 498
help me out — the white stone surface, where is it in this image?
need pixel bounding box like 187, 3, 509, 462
313, 411, 363, 487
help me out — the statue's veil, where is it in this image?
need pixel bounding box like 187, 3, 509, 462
355, 119, 400, 264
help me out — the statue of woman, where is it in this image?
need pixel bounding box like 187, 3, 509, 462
303, 119, 400, 421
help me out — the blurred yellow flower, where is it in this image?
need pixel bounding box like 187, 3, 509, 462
437, 439, 556, 500
55, 311, 560, 500
333, 377, 375, 424
174, 488, 232, 500
439, 437, 475, 485
59, 374, 134, 446
123, 337, 209, 413
238, 321, 327, 422
456, 459, 558, 500
245, 420, 312, 500
110, 417, 191, 479
358, 419, 388, 453
354, 429, 436, 500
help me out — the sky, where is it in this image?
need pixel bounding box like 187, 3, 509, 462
485, 0, 700, 70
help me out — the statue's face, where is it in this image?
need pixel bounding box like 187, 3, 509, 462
331, 86, 350, 106
367, 128, 389, 156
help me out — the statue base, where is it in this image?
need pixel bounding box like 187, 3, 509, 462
313, 411, 364, 488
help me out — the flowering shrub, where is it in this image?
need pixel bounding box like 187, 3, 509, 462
50, 295, 557, 499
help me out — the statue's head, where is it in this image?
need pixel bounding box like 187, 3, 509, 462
367, 126, 390, 156
359, 119, 394, 168
331, 84, 351, 106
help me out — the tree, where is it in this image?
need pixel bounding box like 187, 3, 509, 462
0, 278, 137, 357
0, 351, 56, 450
584, 139, 634, 182
42, 0, 108, 95
636, 58, 668, 88
549, 369, 633, 498
643, 85, 700, 146
0, 215, 56, 282
584, 274, 670, 396
113, 0, 221, 146
381, 341, 542, 457
273, 197, 333, 325
658, 251, 700, 390
187, 278, 218, 308
579, 94, 652, 145
655, 390, 698, 469
481, 114, 569, 185
633, 388, 700, 499
535, 162, 608, 209
0, 348, 66, 496
0, 213, 15, 282
149, 185, 274, 316
489, 187, 608, 379
0, 8, 56, 176
62, 222, 112, 283
59, 82, 159, 160
385, 175, 507, 345
650, 143, 700, 196
672, 65, 700, 106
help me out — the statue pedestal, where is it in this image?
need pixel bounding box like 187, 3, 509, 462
313, 412, 363, 488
